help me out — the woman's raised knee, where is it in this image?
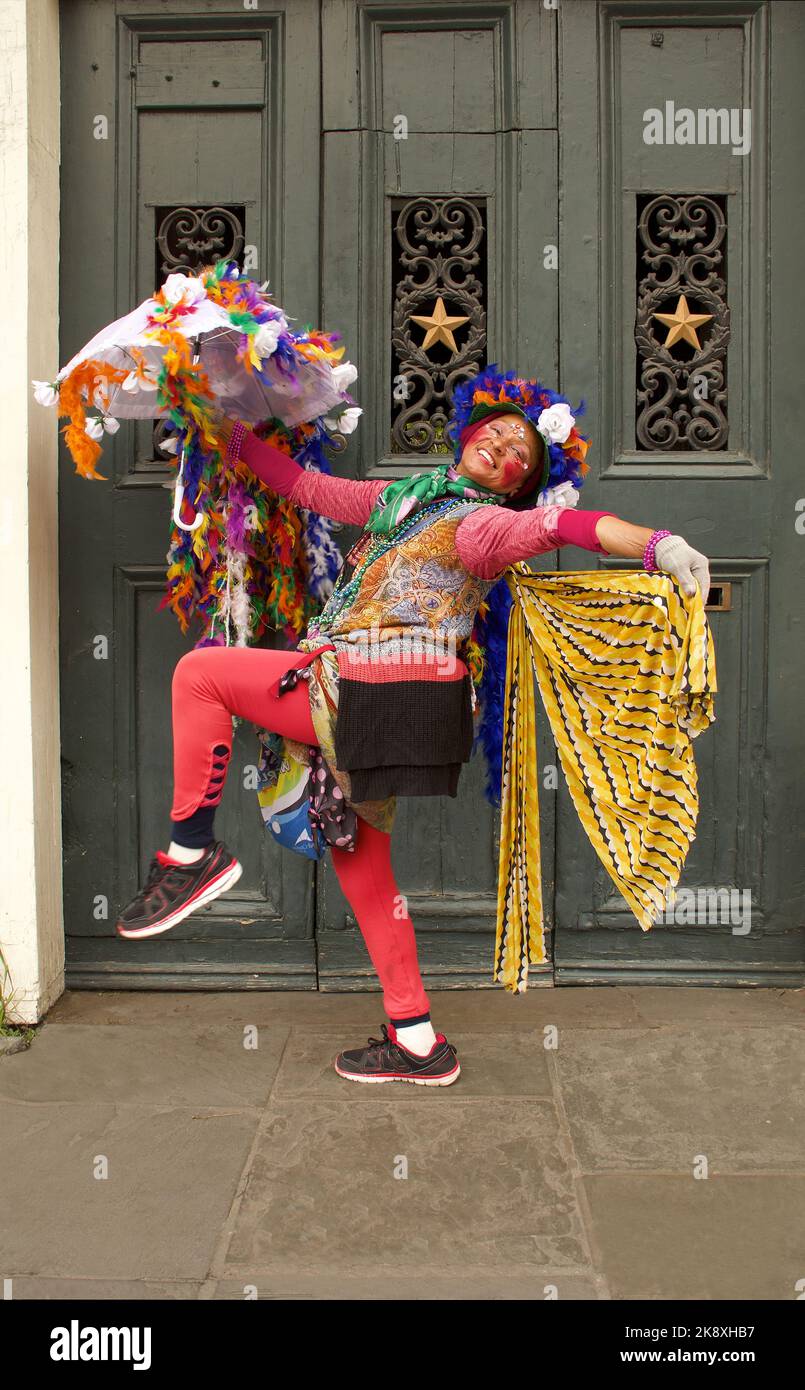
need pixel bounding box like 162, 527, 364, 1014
172, 646, 216, 696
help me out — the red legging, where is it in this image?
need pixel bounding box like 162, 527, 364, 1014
169, 646, 431, 1021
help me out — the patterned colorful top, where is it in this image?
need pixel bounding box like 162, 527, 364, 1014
238, 431, 613, 834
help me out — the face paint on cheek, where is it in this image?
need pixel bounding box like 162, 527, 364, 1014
500, 458, 526, 488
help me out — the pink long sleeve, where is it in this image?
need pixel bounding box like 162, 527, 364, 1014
238, 429, 386, 526
455, 505, 617, 581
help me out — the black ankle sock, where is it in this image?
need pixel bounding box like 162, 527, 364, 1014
170, 806, 216, 849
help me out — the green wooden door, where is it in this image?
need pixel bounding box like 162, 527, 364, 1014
60, 0, 325, 988
552, 1, 804, 984
313, 1, 561, 990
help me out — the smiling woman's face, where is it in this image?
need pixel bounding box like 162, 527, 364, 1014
455, 412, 541, 496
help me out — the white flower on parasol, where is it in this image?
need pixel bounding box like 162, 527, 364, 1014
331, 362, 359, 393
32, 380, 59, 407
120, 369, 158, 393
323, 405, 362, 435
161, 273, 206, 307
253, 318, 286, 359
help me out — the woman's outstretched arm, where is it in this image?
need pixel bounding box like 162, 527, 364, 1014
216, 416, 386, 527
455, 504, 615, 578
593, 517, 711, 596
456, 505, 711, 597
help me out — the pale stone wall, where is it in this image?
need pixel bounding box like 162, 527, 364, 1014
0, 0, 64, 1023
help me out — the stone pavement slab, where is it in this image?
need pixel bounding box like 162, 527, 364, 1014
222, 1097, 587, 1272
0, 1102, 257, 1281
624, 984, 805, 1027
0, 1022, 290, 1108
554, 1025, 805, 1171
584, 1175, 805, 1300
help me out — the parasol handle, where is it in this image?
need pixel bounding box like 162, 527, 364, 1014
172, 334, 205, 531
172, 476, 204, 532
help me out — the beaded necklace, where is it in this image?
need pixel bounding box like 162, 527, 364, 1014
308, 493, 500, 637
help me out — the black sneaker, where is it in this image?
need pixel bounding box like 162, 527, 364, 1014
116, 841, 243, 939
334, 1023, 460, 1086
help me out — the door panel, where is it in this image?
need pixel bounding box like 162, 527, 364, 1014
316, 2, 561, 990
60, 0, 323, 988
555, 0, 803, 983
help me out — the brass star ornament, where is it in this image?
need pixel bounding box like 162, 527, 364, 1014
409, 296, 470, 353
652, 293, 713, 350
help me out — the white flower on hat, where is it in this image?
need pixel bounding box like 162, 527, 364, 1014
537, 402, 575, 444
84, 415, 104, 441
161, 273, 206, 307
538, 479, 579, 509
32, 380, 59, 407
253, 318, 285, 359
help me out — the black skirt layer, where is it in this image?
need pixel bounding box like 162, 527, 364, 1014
333, 669, 475, 801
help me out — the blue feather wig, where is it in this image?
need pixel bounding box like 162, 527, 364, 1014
446, 364, 593, 808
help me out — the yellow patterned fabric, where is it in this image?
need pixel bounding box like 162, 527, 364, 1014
495, 566, 717, 992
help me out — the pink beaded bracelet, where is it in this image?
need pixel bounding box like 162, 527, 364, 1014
643, 528, 672, 572
226, 418, 247, 463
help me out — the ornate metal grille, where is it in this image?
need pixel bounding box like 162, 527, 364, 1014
390, 196, 487, 455
152, 206, 246, 459
634, 194, 729, 451
155, 205, 246, 282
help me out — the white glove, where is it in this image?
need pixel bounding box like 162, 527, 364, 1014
653, 534, 711, 600
538, 479, 579, 509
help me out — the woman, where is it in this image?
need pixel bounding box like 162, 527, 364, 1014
115, 369, 710, 1086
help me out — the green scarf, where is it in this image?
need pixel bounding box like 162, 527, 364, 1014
364, 462, 501, 536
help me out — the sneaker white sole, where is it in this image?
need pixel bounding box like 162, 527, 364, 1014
116, 858, 243, 939
333, 1059, 460, 1086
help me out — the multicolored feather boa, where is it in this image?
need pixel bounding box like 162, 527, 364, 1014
157, 416, 343, 647
150, 262, 348, 646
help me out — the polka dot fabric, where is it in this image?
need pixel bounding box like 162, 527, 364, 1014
278, 667, 358, 853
